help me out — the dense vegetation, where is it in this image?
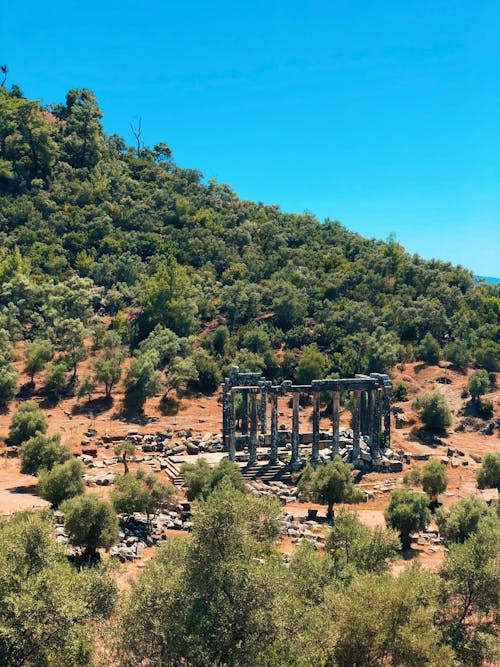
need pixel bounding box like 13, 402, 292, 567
0, 84, 499, 410
2, 485, 498, 666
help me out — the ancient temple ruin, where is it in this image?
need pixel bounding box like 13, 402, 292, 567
222, 366, 392, 468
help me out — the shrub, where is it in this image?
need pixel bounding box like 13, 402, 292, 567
467, 369, 489, 402
62, 494, 119, 557
416, 333, 441, 365
384, 488, 431, 549
412, 391, 452, 432
476, 452, 500, 491
420, 459, 448, 501
392, 381, 408, 402
9, 401, 47, 446
37, 458, 85, 507
19, 432, 71, 475
436, 496, 493, 544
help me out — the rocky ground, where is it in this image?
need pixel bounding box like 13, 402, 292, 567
0, 360, 498, 577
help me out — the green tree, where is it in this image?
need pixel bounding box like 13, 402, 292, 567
8, 400, 47, 446
392, 381, 408, 401
417, 332, 441, 365
19, 432, 71, 475
413, 390, 452, 431
295, 343, 326, 384
193, 349, 222, 394
124, 354, 163, 412
162, 356, 198, 400
112, 468, 176, 526
24, 339, 54, 384
310, 457, 362, 522
0, 358, 18, 405
114, 440, 135, 474
445, 340, 471, 371
55, 318, 88, 380
37, 458, 85, 507
475, 340, 500, 372
44, 359, 68, 398
77, 375, 96, 401
421, 458, 448, 502
62, 493, 119, 558
385, 488, 431, 549
138, 325, 182, 368
439, 520, 500, 665
467, 369, 489, 402
325, 508, 400, 575
114, 484, 282, 667
476, 451, 500, 491
436, 495, 494, 544
331, 568, 454, 667
0, 509, 117, 667
182, 457, 247, 501
93, 354, 122, 397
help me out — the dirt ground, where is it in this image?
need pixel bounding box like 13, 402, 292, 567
0, 358, 498, 573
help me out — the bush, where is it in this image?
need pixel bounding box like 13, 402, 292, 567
19, 432, 71, 475
181, 458, 247, 501
62, 493, 119, 557
420, 459, 448, 500
416, 333, 441, 365
37, 458, 85, 507
445, 340, 471, 370
193, 351, 222, 394
467, 369, 489, 402
112, 468, 176, 524
475, 341, 500, 372
436, 496, 493, 544
384, 488, 431, 549
476, 452, 500, 491
412, 391, 452, 432
477, 399, 493, 419
392, 381, 408, 402
0, 359, 18, 405
9, 401, 48, 446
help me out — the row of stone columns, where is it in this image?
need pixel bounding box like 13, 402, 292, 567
222, 368, 391, 466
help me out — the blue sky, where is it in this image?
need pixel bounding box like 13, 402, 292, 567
2, 1, 499, 275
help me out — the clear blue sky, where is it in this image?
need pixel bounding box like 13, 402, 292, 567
2, 1, 499, 275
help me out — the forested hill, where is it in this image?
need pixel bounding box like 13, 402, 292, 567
0, 85, 498, 405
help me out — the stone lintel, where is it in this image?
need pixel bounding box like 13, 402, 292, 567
311, 378, 377, 391
231, 386, 262, 395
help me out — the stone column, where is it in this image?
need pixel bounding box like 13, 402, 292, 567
360, 390, 368, 435
368, 388, 378, 458
241, 392, 249, 435
352, 390, 361, 460
291, 393, 300, 465
260, 387, 267, 435
269, 393, 279, 464
228, 391, 236, 461
372, 388, 382, 455
249, 393, 258, 464
331, 391, 340, 457
383, 386, 391, 448
311, 392, 320, 464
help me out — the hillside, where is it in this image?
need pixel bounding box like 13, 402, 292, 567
0, 84, 498, 411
